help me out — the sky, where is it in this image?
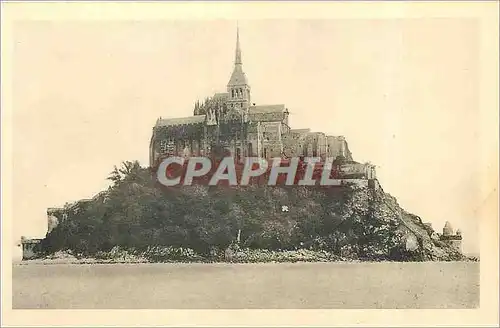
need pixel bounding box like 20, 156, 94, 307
9, 18, 487, 255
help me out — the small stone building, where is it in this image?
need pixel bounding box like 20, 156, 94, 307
20, 236, 42, 260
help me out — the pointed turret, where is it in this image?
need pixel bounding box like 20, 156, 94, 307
443, 221, 453, 236
440, 221, 462, 254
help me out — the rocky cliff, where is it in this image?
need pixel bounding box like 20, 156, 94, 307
40, 162, 467, 262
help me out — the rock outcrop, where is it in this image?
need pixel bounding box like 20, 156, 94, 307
39, 162, 468, 262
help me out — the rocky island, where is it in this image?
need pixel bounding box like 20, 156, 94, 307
20, 27, 471, 264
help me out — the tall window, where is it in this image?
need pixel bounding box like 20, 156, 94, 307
160, 140, 168, 153
160, 140, 175, 155
236, 148, 241, 162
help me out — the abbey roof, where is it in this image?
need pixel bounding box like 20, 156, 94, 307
249, 104, 285, 113
156, 115, 205, 127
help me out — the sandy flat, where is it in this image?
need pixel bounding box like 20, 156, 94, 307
12, 261, 479, 309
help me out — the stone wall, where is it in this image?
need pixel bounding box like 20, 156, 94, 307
150, 111, 357, 167
21, 237, 42, 260
260, 121, 283, 158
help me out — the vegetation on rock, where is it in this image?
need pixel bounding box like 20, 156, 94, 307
40, 161, 466, 262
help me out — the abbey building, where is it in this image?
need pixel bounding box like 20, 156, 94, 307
149, 28, 354, 168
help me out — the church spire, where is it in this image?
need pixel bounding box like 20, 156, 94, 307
227, 24, 248, 87
235, 24, 242, 65
227, 24, 251, 107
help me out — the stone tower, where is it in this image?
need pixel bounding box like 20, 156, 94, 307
226, 26, 251, 113
442, 221, 453, 236
440, 221, 463, 253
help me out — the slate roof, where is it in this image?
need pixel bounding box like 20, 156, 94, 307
154, 105, 285, 127
249, 104, 285, 113
213, 92, 229, 99
156, 115, 205, 127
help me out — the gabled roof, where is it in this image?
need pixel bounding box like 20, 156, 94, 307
249, 104, 285, 113
156, 115, 205, 127
213, 92, 229, 99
